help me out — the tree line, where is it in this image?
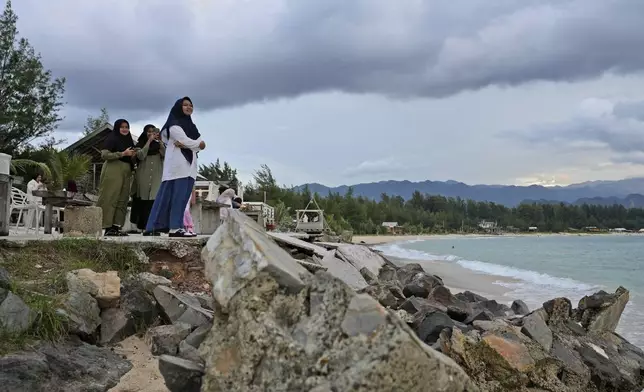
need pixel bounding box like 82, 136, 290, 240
217, 165, 644, 235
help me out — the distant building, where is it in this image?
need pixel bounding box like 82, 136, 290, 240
609, 228, 628, 233
478, 220, 501, 234
584, 226, 601, 233
381, 221, 403, 235
478, 220, 497, 230
528, 226, 538, 232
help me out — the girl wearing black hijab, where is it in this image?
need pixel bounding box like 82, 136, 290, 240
146, 97, 205, 237
96, 119, 136, 236
130, 124, 165, 234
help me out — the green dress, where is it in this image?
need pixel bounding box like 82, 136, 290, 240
133, 142, 164, 200
96, 150, 134, 228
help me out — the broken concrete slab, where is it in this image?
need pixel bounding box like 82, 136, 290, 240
267, 232, 330, 258
199, 270, 477, 392
202, 210, 309, 311
153, 285, 212, 327
66, 269, 120, 309
336, 244, 388, 278
313, 241, 343, 250
137, 272, 172, 294
318, 251, 369, 290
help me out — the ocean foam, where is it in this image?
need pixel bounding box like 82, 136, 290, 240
375, 241, 596, 292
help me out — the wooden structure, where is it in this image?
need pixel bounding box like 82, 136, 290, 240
295, 197, 326, 235
242, 202, 274, 230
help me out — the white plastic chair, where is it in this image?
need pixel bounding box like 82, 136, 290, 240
10, 187, 43, 231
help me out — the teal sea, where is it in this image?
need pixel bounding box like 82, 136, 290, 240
375, 234, 644, 348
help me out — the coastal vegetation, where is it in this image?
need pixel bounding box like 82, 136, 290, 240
239, 165, 644, 234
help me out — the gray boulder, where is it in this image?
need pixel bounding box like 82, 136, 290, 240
412, 310, 455, 344
455, 290, 489, 303
357, 281, 406, 309
0, 266, 10, 290
0, 291, 35, 333
100, 278, 159, 345
145, 323, 192, 356
520, 310, 553, 352
511, 299, 530, 315
158, 355, 204, 392
577, 287, 629, 334
61, 291, 101, 338
183, 324, 211, 348
0, 338, 131, 392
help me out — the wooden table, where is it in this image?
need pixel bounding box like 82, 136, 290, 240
32, 190, 93, 234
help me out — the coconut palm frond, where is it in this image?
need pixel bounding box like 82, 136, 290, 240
9, 159, 52, 178
48, 151, 92, 190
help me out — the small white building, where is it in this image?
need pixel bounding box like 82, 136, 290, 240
381, 221, 402, 234
528, 226, 538, 232
478, 220, 497, 230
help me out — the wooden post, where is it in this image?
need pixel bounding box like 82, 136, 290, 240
43, 202, 53, 235
0, 153, 11, 236
0, 173, 10, 236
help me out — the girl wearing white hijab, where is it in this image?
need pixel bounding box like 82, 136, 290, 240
216, 188, 236, 221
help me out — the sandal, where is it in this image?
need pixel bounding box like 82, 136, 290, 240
168, 229, 192, 238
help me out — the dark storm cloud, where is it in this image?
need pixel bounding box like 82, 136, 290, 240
11, 0, 644, 116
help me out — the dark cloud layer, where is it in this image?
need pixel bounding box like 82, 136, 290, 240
511, 98, 644, 165
11, 0, 644, 117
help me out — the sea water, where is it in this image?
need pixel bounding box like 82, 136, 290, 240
375, 234, 644, 348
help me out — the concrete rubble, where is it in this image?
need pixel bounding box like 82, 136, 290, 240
0, 210, 642, 392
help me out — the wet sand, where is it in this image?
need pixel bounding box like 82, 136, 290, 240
108, 336, 169, 392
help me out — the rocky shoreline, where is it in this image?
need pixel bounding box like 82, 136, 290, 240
0, 211, 642, 391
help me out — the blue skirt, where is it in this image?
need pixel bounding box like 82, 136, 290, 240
145, 177, 195, 232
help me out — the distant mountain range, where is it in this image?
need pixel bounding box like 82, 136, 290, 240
297, 178, 644, 207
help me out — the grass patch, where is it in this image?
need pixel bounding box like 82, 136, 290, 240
0, 238, 146, 295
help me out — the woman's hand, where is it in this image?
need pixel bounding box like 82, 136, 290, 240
199, 141, 206, 150
122, 147, 135, 157
174, 141, 185, 148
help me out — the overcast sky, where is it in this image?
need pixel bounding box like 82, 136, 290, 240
11, 0, 644, 187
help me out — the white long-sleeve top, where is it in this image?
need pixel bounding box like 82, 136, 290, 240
26, 179, 42, 204
161, 125, 203, 181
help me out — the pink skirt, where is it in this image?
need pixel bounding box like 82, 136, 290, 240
183, 202, 194, 232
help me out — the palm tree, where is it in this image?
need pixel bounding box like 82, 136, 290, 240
9, 159, 52, 178
47, 151, 92, 191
